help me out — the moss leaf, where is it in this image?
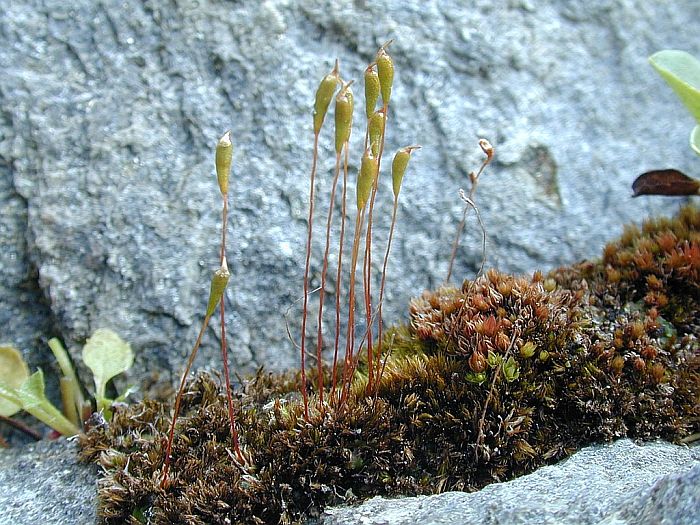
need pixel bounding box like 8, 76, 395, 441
0, 345, 30, 416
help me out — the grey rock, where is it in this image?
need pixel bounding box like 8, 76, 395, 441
600, 463, 700, 525
321, 439, 700, 525
0, 439, 96, 525
0, 0, 698, 391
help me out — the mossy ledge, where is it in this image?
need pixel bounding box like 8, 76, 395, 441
79, 206, 699, 525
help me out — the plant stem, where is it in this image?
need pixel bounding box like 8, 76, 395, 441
300, 131, 321, 420
161, 313, 212, 488
330, 143, 349, 404
0, 414, 42, 441
315, 151, 343, 411
340, 210, 365, 406
446, 142, 493, 283
362, 103, 388, 393
218, 195, 244, 463
374, 196, 399, 387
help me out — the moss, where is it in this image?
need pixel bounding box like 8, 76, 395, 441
79, 206, 699, 524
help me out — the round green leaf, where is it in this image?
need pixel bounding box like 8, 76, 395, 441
0, 345, 30, 416
82, 329, 134, 402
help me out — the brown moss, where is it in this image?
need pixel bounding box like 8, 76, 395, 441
80, 206, 700, 524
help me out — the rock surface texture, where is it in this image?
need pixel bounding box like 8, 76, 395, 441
322, 440, 700, 525
0, 0, 698, 387
0, 439, 96, 525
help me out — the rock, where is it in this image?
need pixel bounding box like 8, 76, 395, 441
0, 0, 698, 390
0, 439, 96, 525
321, 439, 700, 525
599, 463, 700, 525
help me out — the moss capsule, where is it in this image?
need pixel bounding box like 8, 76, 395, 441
479, 138, 494, 162
334, 81, 354, 153
391, 145, 420, 199
313, 60, 340, 134
364, 65, 380, 118
368, 109, 386, 156
376, 47, 394, 105
205, 258, 230, 317
215, 131, 232, 196
357, 148, 378, 211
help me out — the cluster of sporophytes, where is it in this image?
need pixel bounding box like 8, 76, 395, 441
153, 42, 422, 491
76, 44, 697, 523
0, 329, 133, 445
297, 40, 420, 418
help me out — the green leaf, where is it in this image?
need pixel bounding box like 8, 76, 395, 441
82, 329, 134, 405
16, 369, 80, 436
15, 369, 48, 409
0, 345, 30, 416
649, 50, 700, 123
0, 383, 22, 414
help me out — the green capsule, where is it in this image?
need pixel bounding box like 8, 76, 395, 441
391, 145, 420, 198
357, 149, 378, 211
376, 48, 394, 105
334, 81, 354, 153
313, 60, 340, 135
364, 65, 380, 118
205, 258, 231, 317
368, 109, 386, 156
215, 131, 233, 196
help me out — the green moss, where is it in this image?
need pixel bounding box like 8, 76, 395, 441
79, 206, 699, 525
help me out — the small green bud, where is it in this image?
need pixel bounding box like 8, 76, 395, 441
519, 341, 537, 359
215, 131, 233, 195
364, 65, 380, 118
391, 145, 420, 198
465, 372, 487, 385
313, 60, 340, 134
205, 258, 231, 317
503, 356, 520, 382
368, 109, 386, 156
539, 350, 550, 362
376, 47, 394, 105
357, 148, 378, 211
334, 81, 354, 153
487, 350, 502, 369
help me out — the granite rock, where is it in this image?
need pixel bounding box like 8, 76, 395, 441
0, 0, 698, 390
0, 439, 96, 525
